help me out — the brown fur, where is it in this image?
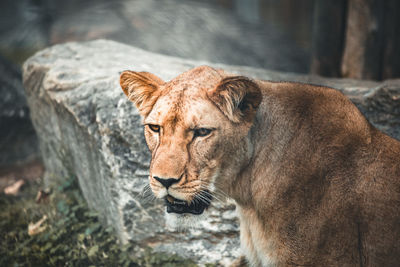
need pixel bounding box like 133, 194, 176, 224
120, 66, 400, 266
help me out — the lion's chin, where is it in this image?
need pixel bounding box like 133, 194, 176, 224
165, 211, 208, 231
161, 191, 213, 230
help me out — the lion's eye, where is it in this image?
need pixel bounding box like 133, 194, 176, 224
194, 128, 212, 138
148, 124, 160, 133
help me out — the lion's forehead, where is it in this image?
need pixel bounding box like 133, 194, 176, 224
147, 92, 222, 130
146, 66, 226, 129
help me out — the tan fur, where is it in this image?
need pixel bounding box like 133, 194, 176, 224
120, 66, 400, 266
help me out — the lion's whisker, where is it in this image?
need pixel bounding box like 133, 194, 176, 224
141, 184, 151, 195
196, 189, 222, 206
195, 193, 211, 206
198, 184, 227, 203
139, 184, 158, 204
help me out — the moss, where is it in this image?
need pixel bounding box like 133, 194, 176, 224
0, 176, 198, 266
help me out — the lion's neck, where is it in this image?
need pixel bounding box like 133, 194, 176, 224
229, 93, 296, 209
228, 111, 273, 207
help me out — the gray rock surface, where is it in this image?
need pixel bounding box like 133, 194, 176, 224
22, 40, 400, 265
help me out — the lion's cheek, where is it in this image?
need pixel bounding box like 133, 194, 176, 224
192, 140, 234, 189
206, 159, 219, 169
144, 129, 158, 151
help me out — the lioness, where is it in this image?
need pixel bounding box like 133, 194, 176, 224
120, 66, 400, 266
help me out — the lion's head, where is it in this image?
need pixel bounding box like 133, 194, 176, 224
120, 66, 262, 227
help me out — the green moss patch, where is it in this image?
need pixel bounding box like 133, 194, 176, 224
0, 177, 197, 266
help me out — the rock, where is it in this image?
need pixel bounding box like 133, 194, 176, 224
22, 40, 400, 265
0, 55, 39, 167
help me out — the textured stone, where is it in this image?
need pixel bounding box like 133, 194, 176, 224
22, 40, 400, 265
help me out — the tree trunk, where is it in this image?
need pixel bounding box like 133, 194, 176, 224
311, 0, 400, 80
341, 0, 385, 80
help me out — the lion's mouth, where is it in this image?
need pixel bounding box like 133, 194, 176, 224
164, 191, 212, 215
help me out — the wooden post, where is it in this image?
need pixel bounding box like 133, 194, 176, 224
341, 0, 385, 80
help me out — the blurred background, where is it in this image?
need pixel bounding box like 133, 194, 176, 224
1, 0, 400, 198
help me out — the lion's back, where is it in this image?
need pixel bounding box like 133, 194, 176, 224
356, 130, 400, 265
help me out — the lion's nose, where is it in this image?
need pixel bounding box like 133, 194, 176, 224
153, 176, 181, 189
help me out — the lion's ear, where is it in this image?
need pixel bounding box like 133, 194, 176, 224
208, 76, 262, 123
120, 71, 164, 116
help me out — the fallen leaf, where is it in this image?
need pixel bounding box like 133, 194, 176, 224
4, 179, 25, 195
35, 188, 51, 203
28, 215, 48, 236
